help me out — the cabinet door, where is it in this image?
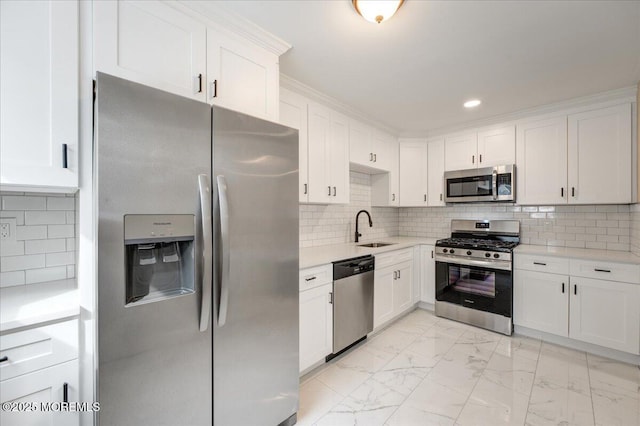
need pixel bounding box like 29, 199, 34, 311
427, 138, 445, 206
420, 245, 436, 304
307, 103, 331, 203
207, 29, 279, 121
374, 267, 395, 328
477, 125, 515, 167
569, 277, 640, 354
370, 139, 399, 207
444, 132, 477, 171
0, 359, 79, 426
568, 104, 632, 204
412, 247, 421, 304
299, 284, 333, 372
394, 261, 413, 313
0, 0, 78, 191
399, 140, 428, 206
280, 88, 309, 202
516, 116, 568, 205
349, 120, 372, 168
371, 131, 393, 172
388, 138, 400, 206
94, 0, 206, 101
514, 270, 569, 337
329, 111, 350, 204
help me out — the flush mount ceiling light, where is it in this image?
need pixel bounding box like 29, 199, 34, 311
352, 0, 405, 24
464, 99, 482, 108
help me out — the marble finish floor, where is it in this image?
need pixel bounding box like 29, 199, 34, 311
298, 309, 640, 426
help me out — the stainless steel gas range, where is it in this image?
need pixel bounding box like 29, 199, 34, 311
434, 219, 520, 335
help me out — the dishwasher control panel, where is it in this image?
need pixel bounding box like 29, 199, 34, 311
333, 255, 375, 280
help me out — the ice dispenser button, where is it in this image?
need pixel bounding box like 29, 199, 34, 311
138, 244, 157, 265
162, 242, 180, 263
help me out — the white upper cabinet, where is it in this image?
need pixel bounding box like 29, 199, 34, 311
94, 0, 207, 101
307, 102, 349, 204
444, 126, 515, 171
207, 29, 279, 121
279, 88, 309, 202
427, 138, 446, 206
567, 103, 632, 204
444, 132, 477, 171
349, 121, 394, 173
371, 130, 394, 172
371, 137, 399, 207
0, 0, 79, 191
399, 140, 428, 206
516, 116, 568, 205
477, 125, 516, 167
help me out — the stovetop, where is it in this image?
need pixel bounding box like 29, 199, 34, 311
435, 237, 519, 253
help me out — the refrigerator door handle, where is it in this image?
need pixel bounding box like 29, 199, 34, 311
217, 175, 231, 327
198, 174, 213, 332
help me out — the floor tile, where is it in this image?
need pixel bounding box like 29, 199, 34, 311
403, 378, 469, 421
385, 403, 456, 426
297, 378, 344, 426
526, 382, 595, 425
456, 377, 529, 426
483, 352, 537, 396
591, 386, 640, 426
494, 335, 541, 362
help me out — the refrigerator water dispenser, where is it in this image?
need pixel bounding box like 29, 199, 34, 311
124, 214, 196, 305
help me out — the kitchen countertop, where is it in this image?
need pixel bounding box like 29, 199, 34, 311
300, 237, 438, 269
514, 245, 640, 264
0, 279, 79, 332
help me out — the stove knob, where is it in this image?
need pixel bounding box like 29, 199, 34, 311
442, 248, 448, 253
450, 249, 455, 254
485, 252, 491, 258
493, 253, 500, 259
466, 250, 472, 255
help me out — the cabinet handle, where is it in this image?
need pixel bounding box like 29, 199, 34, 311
62, 144, 68, 169
393, 271, 397, 280
397, 269, 401, 279
561, 282, 565, 293
440, 193, 443, 201
63, 383, 69, 403
373, 153, 377, 162
370, 153, 373, 161
533, 262, 547, 266
392, 193, 395, 201
305, 276, 316, 281
424, 194, 427, 202
574, 284, 577, 295
431, 250, 434, 259
572, 187, 575, 197
594, 268, 611, 273
328, 186, 331, 196
479, 154, 482, 163
561, 187, 564, 197
303, 183, 308, 195
211, 79, 218, 98
196, 73, 203, 93
328, 292, 333, 304
472, 155, 475, 164
333, 186, 336, 196
0, 356, 8, 363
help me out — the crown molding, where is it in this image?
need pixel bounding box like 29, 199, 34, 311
409, 85, 638, 138
281, 74, 400, 136
175, 1, 292, 56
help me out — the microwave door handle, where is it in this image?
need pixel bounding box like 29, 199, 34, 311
198, 174, 213, 332
216, 175, 231, 327
492, 169, 498, 200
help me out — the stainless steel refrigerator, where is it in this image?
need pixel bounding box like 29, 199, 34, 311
95, 73, 299, 426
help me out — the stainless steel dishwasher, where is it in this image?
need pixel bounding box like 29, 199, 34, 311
327, 255, 375, 360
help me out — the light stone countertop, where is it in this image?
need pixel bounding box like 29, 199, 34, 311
0, 279, 79, 332
514, 244, 640, 264
300, 237, 438, 269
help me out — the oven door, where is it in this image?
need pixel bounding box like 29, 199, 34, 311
435, 260, 512, 317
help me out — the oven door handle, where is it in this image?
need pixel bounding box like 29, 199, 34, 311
435, 254, 512, 271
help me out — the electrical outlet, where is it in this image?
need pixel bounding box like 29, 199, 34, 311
0, 218, 16, 242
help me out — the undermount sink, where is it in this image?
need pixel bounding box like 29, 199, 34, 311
357, 242, 396, 248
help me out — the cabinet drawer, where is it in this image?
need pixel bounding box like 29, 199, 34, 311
570, 259, 640, 284
514, 254, 569, 275
0, 319, 78, 382
299, 264, 332, 291
375, 248, 413, 270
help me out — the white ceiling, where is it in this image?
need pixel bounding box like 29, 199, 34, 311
219, 0, 640, 136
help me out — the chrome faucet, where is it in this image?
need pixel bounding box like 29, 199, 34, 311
354, 210, 372, 243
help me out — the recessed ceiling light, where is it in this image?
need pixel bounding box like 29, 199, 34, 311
464, 99, 482, 108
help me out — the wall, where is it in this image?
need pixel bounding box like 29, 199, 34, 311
0, 193, 77, 287
399, 204, 631, 251
300, 172, 398, 247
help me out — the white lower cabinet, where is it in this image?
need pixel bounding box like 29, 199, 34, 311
569, 277, 640, 354
299, 265, 333, 373
420, 245, 436, 304
373, 249, 414, 329
514, 255, 640, 354
0, 319, 79, 426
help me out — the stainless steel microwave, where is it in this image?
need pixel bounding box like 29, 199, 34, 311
443, 164, 515, 203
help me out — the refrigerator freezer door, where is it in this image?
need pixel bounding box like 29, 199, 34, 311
212, 106, 299, 426
95, 73, 212, 425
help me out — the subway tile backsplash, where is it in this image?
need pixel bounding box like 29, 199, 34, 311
0, 193, 77, 288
